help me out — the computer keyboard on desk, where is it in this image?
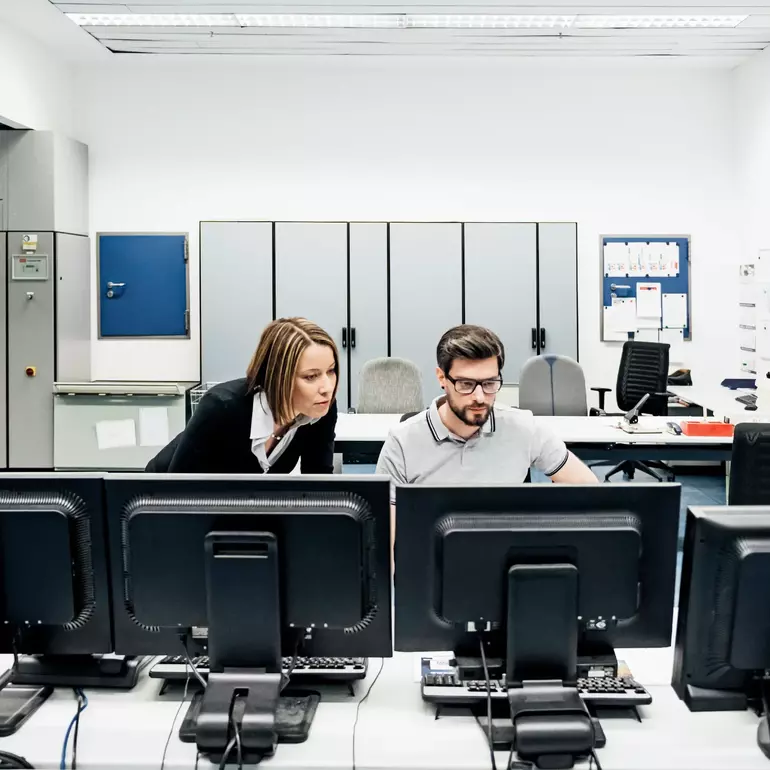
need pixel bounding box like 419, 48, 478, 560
421, 674, 651, 708
150, 655, 368, 682
736, 393, 758, 406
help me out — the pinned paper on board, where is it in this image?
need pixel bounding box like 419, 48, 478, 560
740, 328, 757, 353
603, 242, 630, 277
660, 329, 685, 363
139, 407, 170, 447
661, 293, 687, 330
95, 419, 136, 450
636, 282, 662, 320
739, 304, 757, 330
607, 297, 638, 334
634, 329, 659, 343
602, 306, 628, 341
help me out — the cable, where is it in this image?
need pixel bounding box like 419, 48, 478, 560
351, 657, 385, 770
590, 749, 603, 770
478, 635, 498, 770
281, 630, 302, 692
230, 709, 243, 770
181, 637, 207, 690
71, 689, 84, 770
0, 750, 34, 769
160, 665, 192, 770
217, 736, 237, 770
60, 689, 88, 770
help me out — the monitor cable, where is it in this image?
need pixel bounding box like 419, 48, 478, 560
180, 635, 207, 690
60, 688, 87, 770
478, 634, 498, 770
351, 657, 385, 770
160, 664, 192, 770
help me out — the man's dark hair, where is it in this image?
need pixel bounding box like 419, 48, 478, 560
436, 325, 505, 374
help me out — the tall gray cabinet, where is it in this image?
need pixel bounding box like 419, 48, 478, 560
201, 221, 578, 412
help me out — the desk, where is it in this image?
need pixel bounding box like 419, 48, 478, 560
335, 414, 733, 464
668, 384, 770, 423
0, 649, 764, 770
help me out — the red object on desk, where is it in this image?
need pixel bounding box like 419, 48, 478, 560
680, 421, 735, 437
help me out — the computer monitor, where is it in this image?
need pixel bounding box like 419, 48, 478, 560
395, 483, 680, 768
0, 474, 134, 733
672, 506, 770, 730
105, 473, 392, 765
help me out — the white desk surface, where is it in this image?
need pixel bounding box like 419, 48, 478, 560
669, 384, 770, 423
336, 413, 732, 446
1, 649, 765, 770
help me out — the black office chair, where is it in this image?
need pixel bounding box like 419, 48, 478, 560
595, 341, 674, 483
729, 423, 770, 504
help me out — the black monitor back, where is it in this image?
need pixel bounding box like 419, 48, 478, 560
105, 474, 392, 659
673, 506, 770, 711
0, 474, 112, 655
395, 483, 679, 654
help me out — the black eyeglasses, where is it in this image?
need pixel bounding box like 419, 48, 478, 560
445, 374, 503, 395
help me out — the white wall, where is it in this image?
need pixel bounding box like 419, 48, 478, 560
733, 47, 770, 261
0, 19, 76, 135
76, 58, 738, 387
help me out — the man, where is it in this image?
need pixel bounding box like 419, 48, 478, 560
377, 324, 597, 511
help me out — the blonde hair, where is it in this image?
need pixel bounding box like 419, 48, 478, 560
246, 318, 339, 426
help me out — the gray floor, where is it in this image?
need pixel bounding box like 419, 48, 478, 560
342, 461, 728, 599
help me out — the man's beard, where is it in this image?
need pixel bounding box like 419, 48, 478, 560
447, 397, 491, 427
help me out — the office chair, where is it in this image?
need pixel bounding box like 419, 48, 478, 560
598, 340, 674, 483
519, 355, 588, 416
356, 357, 425, 414
728, 423, 770, 505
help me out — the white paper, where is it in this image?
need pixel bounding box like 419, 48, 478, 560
740, 328, 757, 352
660, 328, 685, 363
139, 407, 170, 447
608, 297, 638, 333
95, 419, 136, 450
627, 244, 644, 275
603, 242, 629, 277
634, 329, 659, 343
602, 306, 627, 341
662, 293, 687, 329
739, 304, 757, 329
636, 282, 662, 320
662, 242, 680, 277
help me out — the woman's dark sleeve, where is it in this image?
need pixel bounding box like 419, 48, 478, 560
300, 400, 338, 474
167, 392, 230, 473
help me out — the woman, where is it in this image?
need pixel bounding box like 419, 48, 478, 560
149, 317, 338, 474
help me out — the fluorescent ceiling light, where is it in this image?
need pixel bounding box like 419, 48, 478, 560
66, 12, 748, 30
574, 15, 748, 28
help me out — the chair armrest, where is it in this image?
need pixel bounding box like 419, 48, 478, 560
590, 387, 612, 411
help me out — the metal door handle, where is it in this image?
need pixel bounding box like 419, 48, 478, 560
540, 328, 546, 349
350, 327, 356, 349
107, 282, 125, 288
342, 327, 347, 349
531, 328, 537, 349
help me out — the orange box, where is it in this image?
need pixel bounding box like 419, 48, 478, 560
680, 421, 735, 437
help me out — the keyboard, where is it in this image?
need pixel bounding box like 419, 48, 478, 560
736, 393, 758, 406
421, 675, 651, 708
150, 655, 368, 683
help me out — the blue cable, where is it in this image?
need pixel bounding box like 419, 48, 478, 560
60, 689, 88, 770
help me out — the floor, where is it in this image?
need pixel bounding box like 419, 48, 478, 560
342, 461, 728, 598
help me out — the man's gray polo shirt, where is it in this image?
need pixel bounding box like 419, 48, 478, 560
376, 396, 570, 501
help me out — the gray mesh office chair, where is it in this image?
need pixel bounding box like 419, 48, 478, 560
356, 357, 425, 414
518, 355, 588, 416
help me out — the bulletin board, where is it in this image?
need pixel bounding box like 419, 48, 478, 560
600, 235, 691, 344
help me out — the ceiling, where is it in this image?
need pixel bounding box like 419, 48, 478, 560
47, 2, 770, 58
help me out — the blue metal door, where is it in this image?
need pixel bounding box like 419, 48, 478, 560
98, 233, 188, 338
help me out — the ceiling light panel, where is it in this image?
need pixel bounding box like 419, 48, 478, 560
66, 13, 238, 26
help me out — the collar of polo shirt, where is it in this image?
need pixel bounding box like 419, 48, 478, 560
425, 395, 496, 442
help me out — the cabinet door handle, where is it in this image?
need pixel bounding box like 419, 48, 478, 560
350, 327, 356, 349
342, 327, 347, 349
531, 328, 538, 349
540, 328, 547, 349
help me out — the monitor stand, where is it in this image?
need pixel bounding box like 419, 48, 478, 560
503, 564, 595, 770
12, 654, 147, 688
194, 531, 318, 766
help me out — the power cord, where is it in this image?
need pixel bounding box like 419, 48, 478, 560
0, 751, 34, 769
181, 636, 207, 690
281, 630, 302, 692
590, 748, 603, 770
351, 657, 385, 770
60, 688, 87, 770
160, 665, 192, 770
478, 635, 498, 770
